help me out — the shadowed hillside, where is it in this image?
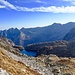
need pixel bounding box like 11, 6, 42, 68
25, 40, 75, 57
0, 22, 75, 46
64, 27, 75, 40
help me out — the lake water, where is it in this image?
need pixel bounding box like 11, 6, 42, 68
21, 50, 37, 57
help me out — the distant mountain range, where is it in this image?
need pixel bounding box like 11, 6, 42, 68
0, 22, 75, 47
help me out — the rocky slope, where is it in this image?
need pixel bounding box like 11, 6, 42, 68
0, 49, 41, 75
0, 36, 24, 56
25, 40, 75, 57
0, 22, 75, 46
0, 37, 75, 75
0, 68, 10, 75
37, 54, 75, 75
0, 37, 53, 75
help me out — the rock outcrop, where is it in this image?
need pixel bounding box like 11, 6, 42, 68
36, 54, 75, 75
0, 36, 24, 56
0, 68, 10, 75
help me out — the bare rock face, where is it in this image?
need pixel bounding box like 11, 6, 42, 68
0, 37, 24, 56
0, 68, 11, 75
0, 28, 28, 46
19, 32, 26, 46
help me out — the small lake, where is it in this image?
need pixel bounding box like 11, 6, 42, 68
21, 50, 37, 57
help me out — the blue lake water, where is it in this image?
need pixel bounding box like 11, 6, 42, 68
21, 50, 37, 57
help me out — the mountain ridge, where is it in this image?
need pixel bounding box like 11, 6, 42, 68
0, 22, 75, 47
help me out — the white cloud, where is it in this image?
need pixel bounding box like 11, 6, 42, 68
16, 6, 75, 13
0, 0, 17, 10
1, 0, 75, 13
0, 5, 5, 8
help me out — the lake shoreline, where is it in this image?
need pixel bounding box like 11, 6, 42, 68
21, 50, 37, 57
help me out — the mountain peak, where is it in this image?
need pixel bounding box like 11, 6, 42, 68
52, 23, 61, 26
0, 22, 75, 46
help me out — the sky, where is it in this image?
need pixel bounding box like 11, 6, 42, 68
0, 0, 75, 29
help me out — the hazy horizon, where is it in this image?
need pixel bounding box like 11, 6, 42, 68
0, 22, 75, 30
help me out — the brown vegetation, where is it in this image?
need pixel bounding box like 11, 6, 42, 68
0, 49, 41, 75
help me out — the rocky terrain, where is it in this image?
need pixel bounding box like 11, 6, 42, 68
37, 54, 75, 75
0, 37, 52, 75
0, 37, 75, 75
0, 22, 75, 46
0, 49, 41, 75
0, 68, 10, 75
0, 37, 41, 75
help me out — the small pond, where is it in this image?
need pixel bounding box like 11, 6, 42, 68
21, 50, 37, 57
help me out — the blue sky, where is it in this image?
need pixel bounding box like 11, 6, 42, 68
0, 0, 75, 29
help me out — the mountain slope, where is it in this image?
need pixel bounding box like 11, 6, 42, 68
21, 22, 75, 46
0, 37, 53, 75
0, 28, 27, 46
0, 49, 41, 75
0, 37, 41, 75
64, 27, 75, 40
0, 22, 75, 46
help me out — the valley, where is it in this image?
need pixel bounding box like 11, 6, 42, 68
1, 22, 75, 75
1, 0, 75, 74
